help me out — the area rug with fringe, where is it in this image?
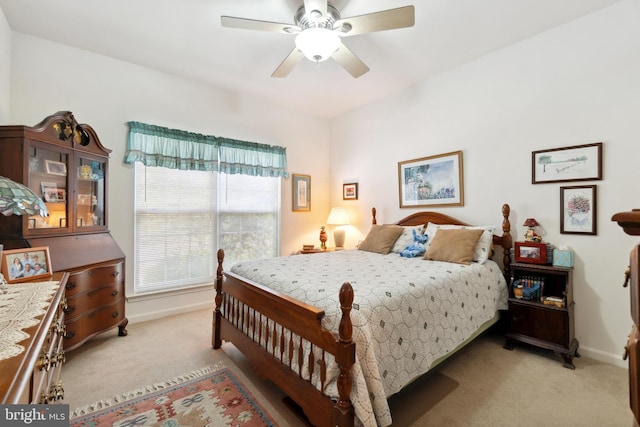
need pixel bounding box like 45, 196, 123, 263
70, 362, 279, 427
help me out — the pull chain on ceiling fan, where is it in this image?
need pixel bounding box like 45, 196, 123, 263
221, 0, 415, 78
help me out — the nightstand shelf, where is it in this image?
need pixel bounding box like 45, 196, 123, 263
503, 262, 580, 369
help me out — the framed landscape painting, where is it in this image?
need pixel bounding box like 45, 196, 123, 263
532, 142, 602, 184
398, 151, 464, 208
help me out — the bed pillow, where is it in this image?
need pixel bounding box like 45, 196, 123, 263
424, 228, 484, 265
390, 225, 426, 253
358, 224, 404, 254
424, 222, 496, 264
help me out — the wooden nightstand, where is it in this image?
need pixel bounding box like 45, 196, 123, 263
503, 262, 580, 369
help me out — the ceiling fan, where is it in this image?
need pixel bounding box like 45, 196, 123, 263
221, 0, 415, 78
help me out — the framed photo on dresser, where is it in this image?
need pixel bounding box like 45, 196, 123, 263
1, 247, 53, 283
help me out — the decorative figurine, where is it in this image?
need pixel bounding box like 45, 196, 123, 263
319, 226, 328, 250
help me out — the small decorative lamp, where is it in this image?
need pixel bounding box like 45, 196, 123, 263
0, 176, 49, 217
326, 207, 350, 249
523, 218, 541, 242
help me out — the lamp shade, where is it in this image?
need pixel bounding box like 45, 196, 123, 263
0, 176, 49, 217
327, 207, 350, 225
523, 218, 539, 227
295, 28, 340, 63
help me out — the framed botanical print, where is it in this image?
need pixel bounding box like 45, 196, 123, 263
292, 174, 311, 212
560, 185, 597, 235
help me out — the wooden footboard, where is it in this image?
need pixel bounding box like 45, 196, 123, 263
213, 249, 356, 427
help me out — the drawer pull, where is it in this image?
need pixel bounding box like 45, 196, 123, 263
64, 331, 75, 340
66, 282, 76, 290
624, 266, 631, 288
112, 311, 119, 318
37, 351, 50, 371
52, 382, 65, 400
63, 305, 76, 314
112, 271, 120, 277
112, 290, 119, 297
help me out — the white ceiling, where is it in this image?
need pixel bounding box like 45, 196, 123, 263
0, 0, 622, 118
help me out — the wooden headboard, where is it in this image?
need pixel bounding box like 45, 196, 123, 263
371, 204, 513, 279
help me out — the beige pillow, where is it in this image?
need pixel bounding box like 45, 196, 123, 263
423, 228, 484, 265
358, 225, 404, 254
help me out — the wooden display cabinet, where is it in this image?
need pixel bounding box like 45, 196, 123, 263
503, 262, 580, 369
0, 111, 127, 351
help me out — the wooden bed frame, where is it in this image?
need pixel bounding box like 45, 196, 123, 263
213, 204, 512, 427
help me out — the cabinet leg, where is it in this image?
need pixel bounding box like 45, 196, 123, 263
118, 317, 129, 337
561, 354, 575, 370
503, 338, 514, 350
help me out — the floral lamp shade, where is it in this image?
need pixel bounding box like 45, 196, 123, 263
0, 176, 49, 217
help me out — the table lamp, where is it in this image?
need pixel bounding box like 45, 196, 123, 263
326, 207, 350, 249
0, 176, 49, 289
523, 218, 541, 242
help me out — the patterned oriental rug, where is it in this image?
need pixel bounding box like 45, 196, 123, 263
70, 363, 280, 427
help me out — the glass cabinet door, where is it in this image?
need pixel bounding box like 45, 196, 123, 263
76, 156, 106, 229
27, 144, 70, 232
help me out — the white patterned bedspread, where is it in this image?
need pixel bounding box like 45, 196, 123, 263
230, 249, 507, 427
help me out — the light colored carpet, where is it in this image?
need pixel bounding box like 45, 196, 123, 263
63, 308, 632, 427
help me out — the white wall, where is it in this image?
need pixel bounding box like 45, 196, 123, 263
8, 33, 332, 321
330, 0, 640, 367
0, 7, 10, 123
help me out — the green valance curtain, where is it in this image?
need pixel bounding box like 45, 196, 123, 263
124, 121, 289, 177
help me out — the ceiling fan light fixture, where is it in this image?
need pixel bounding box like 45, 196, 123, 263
295, 28, 340, 63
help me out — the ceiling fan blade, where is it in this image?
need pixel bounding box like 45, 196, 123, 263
303, 0, 327, 18
221, 16, 300, 34
332, 43, 369, 78
334, 6, 415, 36
271, 48, 305, 78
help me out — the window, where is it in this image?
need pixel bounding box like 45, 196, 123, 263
126, 121, 288, 295
134, 164, 280, 294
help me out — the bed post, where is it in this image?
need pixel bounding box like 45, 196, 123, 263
335, 282, 356, 427
501, 204, 512, 281
212, 248, 224, 349
372, 207, 377, 225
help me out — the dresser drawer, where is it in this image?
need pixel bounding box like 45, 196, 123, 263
64, 299, 125, 349
65, 262, 123, 297
64, 283, 123, 322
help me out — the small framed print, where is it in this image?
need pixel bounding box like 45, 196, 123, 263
45, 159, 67, 176
514, 241, 547, 265
343, 183, 358, 200
560, 185, 597, 235
292, 174, 311, 212
1, 246, 53, 283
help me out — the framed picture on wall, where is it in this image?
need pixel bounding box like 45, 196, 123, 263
560, 185, 597, 235
343, 183, 358, 200
292, 174, 311, 212
532, 142, 602, 184
398, 151, 464, 208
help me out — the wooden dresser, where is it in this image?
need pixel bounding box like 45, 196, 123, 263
0, 112, 127, 351
612, 209, 640, 426
1, 272, 69, 404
